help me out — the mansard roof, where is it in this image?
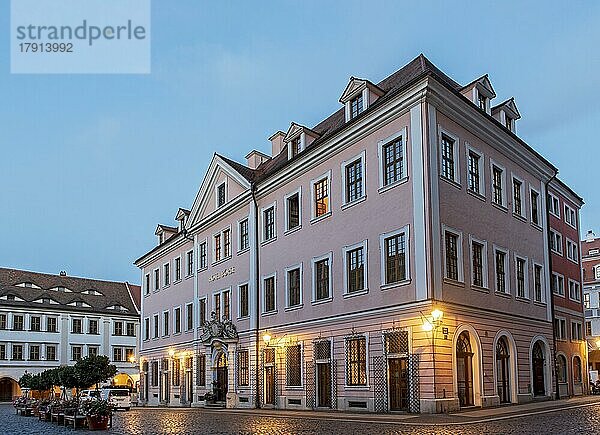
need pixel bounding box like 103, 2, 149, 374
0, 267, 140, 316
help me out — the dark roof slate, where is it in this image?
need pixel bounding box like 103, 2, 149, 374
0, 268, 139, 316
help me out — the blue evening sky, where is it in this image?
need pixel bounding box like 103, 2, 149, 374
1, 1, 598, 283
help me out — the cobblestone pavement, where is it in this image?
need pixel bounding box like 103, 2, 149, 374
4, 402, 600, 434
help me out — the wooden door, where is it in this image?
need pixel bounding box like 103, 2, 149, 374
532, 342, 545, 396
388, 358, 408, 410
264, 366, 275, 405
317, 363, 332, 408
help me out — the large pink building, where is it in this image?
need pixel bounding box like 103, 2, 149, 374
135, 55, 567, 413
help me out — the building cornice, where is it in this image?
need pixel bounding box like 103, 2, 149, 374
425, 79, 556, 182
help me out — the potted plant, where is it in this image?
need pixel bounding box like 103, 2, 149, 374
80, 399, 113, 430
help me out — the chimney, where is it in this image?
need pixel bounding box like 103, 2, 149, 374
245, 150, 270, 169
59, 271, 67, 276
586, 230, 596, 242
269, 131, 286, 157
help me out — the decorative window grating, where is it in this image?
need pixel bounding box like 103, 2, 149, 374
286, 345, 302, 387
196, 353, 206, 386
385, 330, 409, 355
314, 339, 331, 361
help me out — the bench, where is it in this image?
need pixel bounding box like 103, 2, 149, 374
64, 414, 88, 429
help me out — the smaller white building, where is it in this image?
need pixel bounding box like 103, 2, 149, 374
0, 268, 140, 401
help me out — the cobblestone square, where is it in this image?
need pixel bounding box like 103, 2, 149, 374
3, 401, 600, 434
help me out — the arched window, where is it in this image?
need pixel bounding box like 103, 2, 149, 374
557, 355, 567, 383
573, 356, 582, 383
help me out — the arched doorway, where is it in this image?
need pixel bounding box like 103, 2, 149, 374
496, 337, 510, 403
215, 353, 228, 402
557, 354, 568, 396
456, 331, 474, 407
532, 341, 546, 396
0, 377, 19, 402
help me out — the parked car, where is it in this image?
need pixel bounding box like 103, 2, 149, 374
80, 390, 101, 401
100, 388, 131, 411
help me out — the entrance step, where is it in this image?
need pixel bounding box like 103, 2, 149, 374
204, 402, 226, 409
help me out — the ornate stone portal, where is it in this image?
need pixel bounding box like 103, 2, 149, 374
200, 312, 239, 408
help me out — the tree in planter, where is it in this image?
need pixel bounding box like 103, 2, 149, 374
18, 372, 33, 390
74, 355, 117, 393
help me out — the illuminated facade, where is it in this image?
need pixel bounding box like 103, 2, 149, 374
135, 55, 576, 413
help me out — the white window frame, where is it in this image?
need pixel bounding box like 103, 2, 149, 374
555, 316, 567, 340
261, 202, 277, 244
342, 239, 369, 297
595, 265, 600, 280
198, 238, 208, 271
566, 238, 579, 263
173, 255, 182, 283
185, 302, 194, 331
490, 160, 507, 208
261, 273, 277, 315
212, 225, 232, 264
284, 263, 303, 310
185, 250, 194, 277
173, 305, 182, 335
548, 192, 560, 218
564, 204, 577, 229
310, 170, 332, 223
143, 317, 150, 341
377, 128, 408, 192
514, 254, 529, 299
237, 216, 250, 253
152, 313, 159, 339
442, 225, 464, 283
529, 186, 541, 228
568, 278, 581, 302
550, 229, 563, 255
215, 179, 228, 209
162, 310, 169, 337
511, 174, 526, 219
287, 132, 305, 160
379, 225, 411, 288
144, 273, 150, 296
284, 187, 302, 234
493, 245, 510, 294
311, 251, 333, 304
532, 262, 545, 303
341, 150, 367, 208
468, 236, 488, 289
552, 272, 565, 297
465, 144, 485, 197
153, 268, 160, 291
344, 87, 370, 122
438, 128, 460, 185
237, 281, 250, 319
163, 262, 170, 287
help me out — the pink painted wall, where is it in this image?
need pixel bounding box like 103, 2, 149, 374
435, 110, 548, 320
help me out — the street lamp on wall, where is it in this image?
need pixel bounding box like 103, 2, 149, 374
262, 333, 272, 347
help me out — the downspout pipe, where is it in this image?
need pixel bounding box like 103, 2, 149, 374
251, 183, 261, 408
544, 169, 560, 400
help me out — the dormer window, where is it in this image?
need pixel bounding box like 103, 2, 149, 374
339, 77, 384, 123
505, 116, 513, 131
217, 182, 226, 207
291, 136, 302, 158
284, 123, 320, 161
478, 92, 488, 112
350, 94, 364, 119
